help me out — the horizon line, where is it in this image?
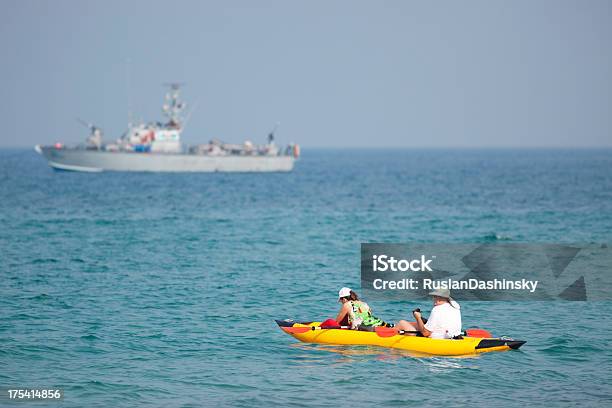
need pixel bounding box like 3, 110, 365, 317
2, 145, 612, 150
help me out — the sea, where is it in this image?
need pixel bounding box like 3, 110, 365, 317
1, 148, 611, 407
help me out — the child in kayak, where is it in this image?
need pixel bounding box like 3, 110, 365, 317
335, 287, 392, 331
395, 288, 462, 338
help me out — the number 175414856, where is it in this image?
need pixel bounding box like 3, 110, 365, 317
5, 388, 63, 400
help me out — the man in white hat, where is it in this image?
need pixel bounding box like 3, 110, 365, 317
395, 288, 462, 339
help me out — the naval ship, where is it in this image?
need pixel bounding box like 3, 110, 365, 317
35, 84, 299, 172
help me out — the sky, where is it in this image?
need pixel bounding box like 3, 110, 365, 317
0, 0, 610, 148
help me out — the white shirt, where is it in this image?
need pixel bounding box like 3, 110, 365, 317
425, 301, 462, 339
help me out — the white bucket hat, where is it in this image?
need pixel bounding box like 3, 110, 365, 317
428, 288, 452, 300
428, 288, 460, 308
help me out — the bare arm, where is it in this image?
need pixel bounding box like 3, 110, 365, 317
335, 302, 351, 324
413, 312, 432, 337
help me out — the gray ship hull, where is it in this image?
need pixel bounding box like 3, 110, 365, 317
36, 146, 295, 173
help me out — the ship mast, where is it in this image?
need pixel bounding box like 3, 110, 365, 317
162, 83, 186, 129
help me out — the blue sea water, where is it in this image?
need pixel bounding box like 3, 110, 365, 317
1, 148, 612, 407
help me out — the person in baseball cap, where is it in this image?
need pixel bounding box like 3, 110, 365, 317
335, 287, 392, 330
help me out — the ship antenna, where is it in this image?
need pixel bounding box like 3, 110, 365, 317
126, 58, 133, 129
268, 122, 280, 144
182, 101, 198, 132
76, 117, 96, 131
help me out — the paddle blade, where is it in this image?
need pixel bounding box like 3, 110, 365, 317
282, 326, 312, 334
375, 327, 398, 337
465, 328, 493, 338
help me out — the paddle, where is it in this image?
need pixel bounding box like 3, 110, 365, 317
377, 327, 493, 338
464, 328, 492, 338
282, 325, 349, 334
284, 325, 492, 337
284, 325, 417, 337
410, 309, 493, 338
375, 327, 418, 337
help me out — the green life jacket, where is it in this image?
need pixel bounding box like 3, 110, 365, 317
349, 300, 383, 327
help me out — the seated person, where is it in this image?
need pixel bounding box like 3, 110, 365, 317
335, 287, 392, 330
395, 289, 462, 339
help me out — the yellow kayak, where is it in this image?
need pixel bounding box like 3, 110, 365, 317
276, 320, 525, 356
